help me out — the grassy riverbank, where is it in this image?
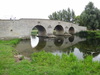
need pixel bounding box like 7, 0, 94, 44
0, 39, 21, 75
0, 39, 100, 75
76, 30, 100, 38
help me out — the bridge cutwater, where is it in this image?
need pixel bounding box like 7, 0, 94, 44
0, 18, 87, 39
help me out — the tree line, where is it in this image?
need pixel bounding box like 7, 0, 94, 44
48, 2, 100, 30
48, 8, 75, 23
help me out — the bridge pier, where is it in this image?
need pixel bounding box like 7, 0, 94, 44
47, 34, 56, 38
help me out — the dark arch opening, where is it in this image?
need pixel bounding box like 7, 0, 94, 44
31, 25, 46, 36
53, 25, 64, 36
54, 37, 64, 47
69, 27, 75, 34
68, 36, 74, 42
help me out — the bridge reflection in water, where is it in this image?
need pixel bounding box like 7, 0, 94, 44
15, 36, 100, 61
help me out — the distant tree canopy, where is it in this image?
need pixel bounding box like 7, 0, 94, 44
49, 2, 100, 30
78, 2, 100, 30
48, 8, 75, 23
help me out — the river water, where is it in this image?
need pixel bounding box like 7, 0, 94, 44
15, 36, 100, 61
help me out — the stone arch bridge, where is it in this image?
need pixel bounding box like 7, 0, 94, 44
0, 18, 87, 39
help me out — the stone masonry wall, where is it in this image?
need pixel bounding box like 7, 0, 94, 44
0, 19, 87, 39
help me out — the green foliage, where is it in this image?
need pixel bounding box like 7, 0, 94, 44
84, 55, 93, 63
79, 2, 100, 30
75, 16, 80, 24
0, 39, 21, 46
8, 60, 34, 75
31, 30, 38, 36
0, 44, 15, 75
31, 51, 60, 66
0, 39, 20, 75
77, 30, 100, 38
31, 51, 100, 75
48, 8, 75, 23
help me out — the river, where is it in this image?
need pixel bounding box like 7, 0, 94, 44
15, 35, 100, 61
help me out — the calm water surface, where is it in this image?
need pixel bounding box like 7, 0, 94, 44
15, 36, 100, 61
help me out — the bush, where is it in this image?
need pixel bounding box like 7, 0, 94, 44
77, 30, 100, 38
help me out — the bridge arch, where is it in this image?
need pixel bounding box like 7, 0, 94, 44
32, 25, 46, 36
69, 27, 75, 34
53, 25, 64, 36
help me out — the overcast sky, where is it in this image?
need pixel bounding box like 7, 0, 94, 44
0, 0, 100, 19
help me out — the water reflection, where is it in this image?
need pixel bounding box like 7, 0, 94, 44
15, 36, 100, 61
75, 38, 100, 60
30, 36, 39, 48
68, 35, 74, 42
35, 37, 46, 50
54, 37, 64, 47
73, 48, 83, 59
93, 54, 100, 61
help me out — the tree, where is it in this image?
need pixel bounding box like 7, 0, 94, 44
71, 9, 75, 22
48, 12, 58, 20
48, 8, 76, 23
75, 16, 80, 24
79, 2, 100, 30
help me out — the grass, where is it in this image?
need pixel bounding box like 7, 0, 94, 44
0, 39, 21, 46
0, 39, 100, 75
0, 39, 21, 75
31, 51, 100, 75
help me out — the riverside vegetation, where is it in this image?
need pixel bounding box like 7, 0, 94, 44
76, 30, 100, 38
0, 38, 100, 75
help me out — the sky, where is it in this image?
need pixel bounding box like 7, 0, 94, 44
0, 0, 100, 19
